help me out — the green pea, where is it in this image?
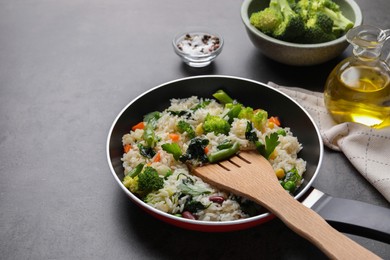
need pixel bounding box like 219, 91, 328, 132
283, 181, 296, 192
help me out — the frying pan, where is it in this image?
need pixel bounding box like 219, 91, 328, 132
106, 75, 390, 243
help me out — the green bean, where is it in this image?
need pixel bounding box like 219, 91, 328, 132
212, 90, 234, 104
128, 163, 145, 178
143, 123, 156, 147
207, 142, 240, 163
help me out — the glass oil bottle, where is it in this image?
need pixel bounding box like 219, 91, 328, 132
324, 25, 390, 128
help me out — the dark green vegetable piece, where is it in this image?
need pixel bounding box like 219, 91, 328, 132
238, 199, 262, 217
138, 166, 164, 194
138, 144, 156, 158
168, 101, 211, 118
179, 137, 209, 163
208, 142, 240, 163
184, 200, 208, 213
168, 110, 192, 118
245, 121, 259, 143
245, 121, 267, 156
161, 142, 182, 160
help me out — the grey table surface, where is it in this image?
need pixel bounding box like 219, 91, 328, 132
1, 0, 389, 259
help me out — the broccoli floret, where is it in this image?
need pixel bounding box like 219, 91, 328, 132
296, 0, 354, 43
123, 175, 140, 194
321, 5, 353, 37
250, 5, 283, 35
312, 0, 340, 12
203, 114, 230, 135
310, 0, 353, 33
238, 107, 268, 131
177, 120, 195, 139
303, 12, 336, 43
238, 107, 254, 120
272, 0, 305, 41
311, 12, 333, 33
294, 0, 310, 20
252, 109, 268, 130
138, 166, 164, 195
122, 166, 166, 198
250, 0, 305, 42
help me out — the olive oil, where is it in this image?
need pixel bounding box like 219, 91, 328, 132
324, 64, 390, 128
324, 25, 390, 128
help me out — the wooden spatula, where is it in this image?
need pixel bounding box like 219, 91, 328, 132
192, 151, 380, 259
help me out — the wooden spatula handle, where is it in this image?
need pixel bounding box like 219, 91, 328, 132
249, 188, 381, 259
193, 152, 380, 259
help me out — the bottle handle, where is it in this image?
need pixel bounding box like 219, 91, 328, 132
381, 29, 390, 66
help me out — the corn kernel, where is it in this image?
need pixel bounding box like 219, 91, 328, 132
195, 123, 204, 135
269, 150, 277, 160
275, 168, 285, 179
268, 121, 275, 129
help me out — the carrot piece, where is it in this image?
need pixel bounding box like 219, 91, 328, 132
153, 152, 161, 163
132, 121, 145, 131
123, 144, 131, 153
269, 116, 281, 127
204, 146, 209, 154
169, 133, 180, 142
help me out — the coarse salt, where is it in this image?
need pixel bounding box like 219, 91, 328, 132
177, 33, 220, 56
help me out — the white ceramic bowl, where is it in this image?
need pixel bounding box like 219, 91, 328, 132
241, 0, 363, 66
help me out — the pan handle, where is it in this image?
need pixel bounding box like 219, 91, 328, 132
302, 188, 390, 244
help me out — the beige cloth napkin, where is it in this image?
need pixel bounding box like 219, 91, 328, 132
268, 82, 390, 203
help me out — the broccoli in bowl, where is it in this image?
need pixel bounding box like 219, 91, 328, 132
250, 0, 354, 44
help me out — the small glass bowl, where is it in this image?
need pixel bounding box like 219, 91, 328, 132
172, 29, 224, 68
